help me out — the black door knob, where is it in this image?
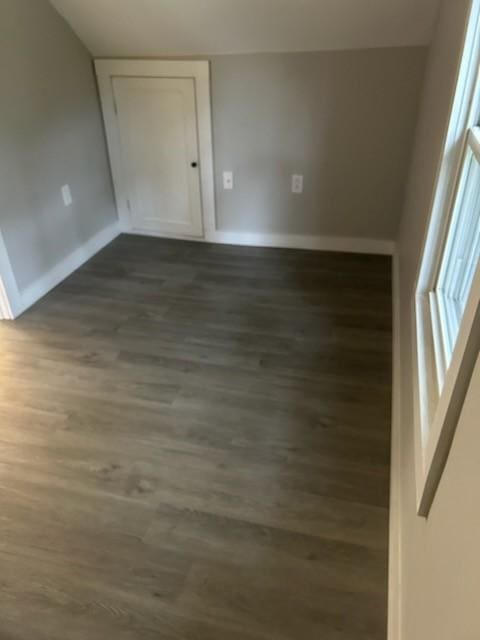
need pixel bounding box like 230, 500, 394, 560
191, 162, 198, 168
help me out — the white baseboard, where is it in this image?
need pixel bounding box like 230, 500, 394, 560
3, 224, 393, 320
206, 230, 395, 255
388, 251, 403, 640
16, 221, 121, 317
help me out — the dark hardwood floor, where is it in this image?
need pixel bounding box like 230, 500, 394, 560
0, 234, 392, 639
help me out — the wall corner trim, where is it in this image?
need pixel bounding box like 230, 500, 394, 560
0, 228, 21, 320
14, 221, 121, 318
206, 230, 395, 256
388, 250, 403, 640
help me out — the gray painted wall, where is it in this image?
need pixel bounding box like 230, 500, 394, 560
395, 1, 480, 638
0, 0, 117, 292
0, 0, 426, 293
210, 48, 427, 240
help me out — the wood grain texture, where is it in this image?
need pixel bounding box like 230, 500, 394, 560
0, 234, 392, 639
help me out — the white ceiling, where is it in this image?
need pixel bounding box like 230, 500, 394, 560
50, 0, 440, 57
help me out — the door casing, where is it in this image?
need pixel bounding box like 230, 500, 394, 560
0, 227, 20, 320
95, 59, 216, 241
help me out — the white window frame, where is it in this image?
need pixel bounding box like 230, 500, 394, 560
414, 0, 480, 517
433, 132, 480, 372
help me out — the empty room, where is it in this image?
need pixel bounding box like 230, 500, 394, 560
0, 1, 479, 638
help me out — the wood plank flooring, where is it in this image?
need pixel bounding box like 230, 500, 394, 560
0, 235, 392, 639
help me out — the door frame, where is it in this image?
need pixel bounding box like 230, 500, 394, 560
0, 226, 21, 320
95, 59, 216, 240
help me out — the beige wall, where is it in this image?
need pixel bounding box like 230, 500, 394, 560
394, 0, 480, 638
211, 48, 426, 240
0, 0, 117, 292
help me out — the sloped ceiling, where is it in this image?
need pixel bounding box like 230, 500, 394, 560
50, 0, 440, 57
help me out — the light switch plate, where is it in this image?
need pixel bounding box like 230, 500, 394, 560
292, 174, 304, 194
223, 171, 234, 190
61, 184, 73, 207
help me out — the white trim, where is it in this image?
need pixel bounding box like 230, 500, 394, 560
413, 0, 480, 516
94, 59, 216, 239
417, 0, 480, 298
433, 137, 480, 367
14, 222, 121, 318
0, 227, 21, 320
124, 228, 394, 255
205, 230, 395, 255
388, 251, 403, 640
0, 280, 13, 320
419, 261, 480, 514
470, 125, 480, 159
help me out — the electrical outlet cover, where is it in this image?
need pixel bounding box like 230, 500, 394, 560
223, 171, 234, 190
292, 175, 304, 194
61, 184, 73, 207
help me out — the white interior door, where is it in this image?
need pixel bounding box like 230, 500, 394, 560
113, 76, 203, 238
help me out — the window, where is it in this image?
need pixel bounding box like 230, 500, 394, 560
415, 2, 480, 517
431, 127, 480, 386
